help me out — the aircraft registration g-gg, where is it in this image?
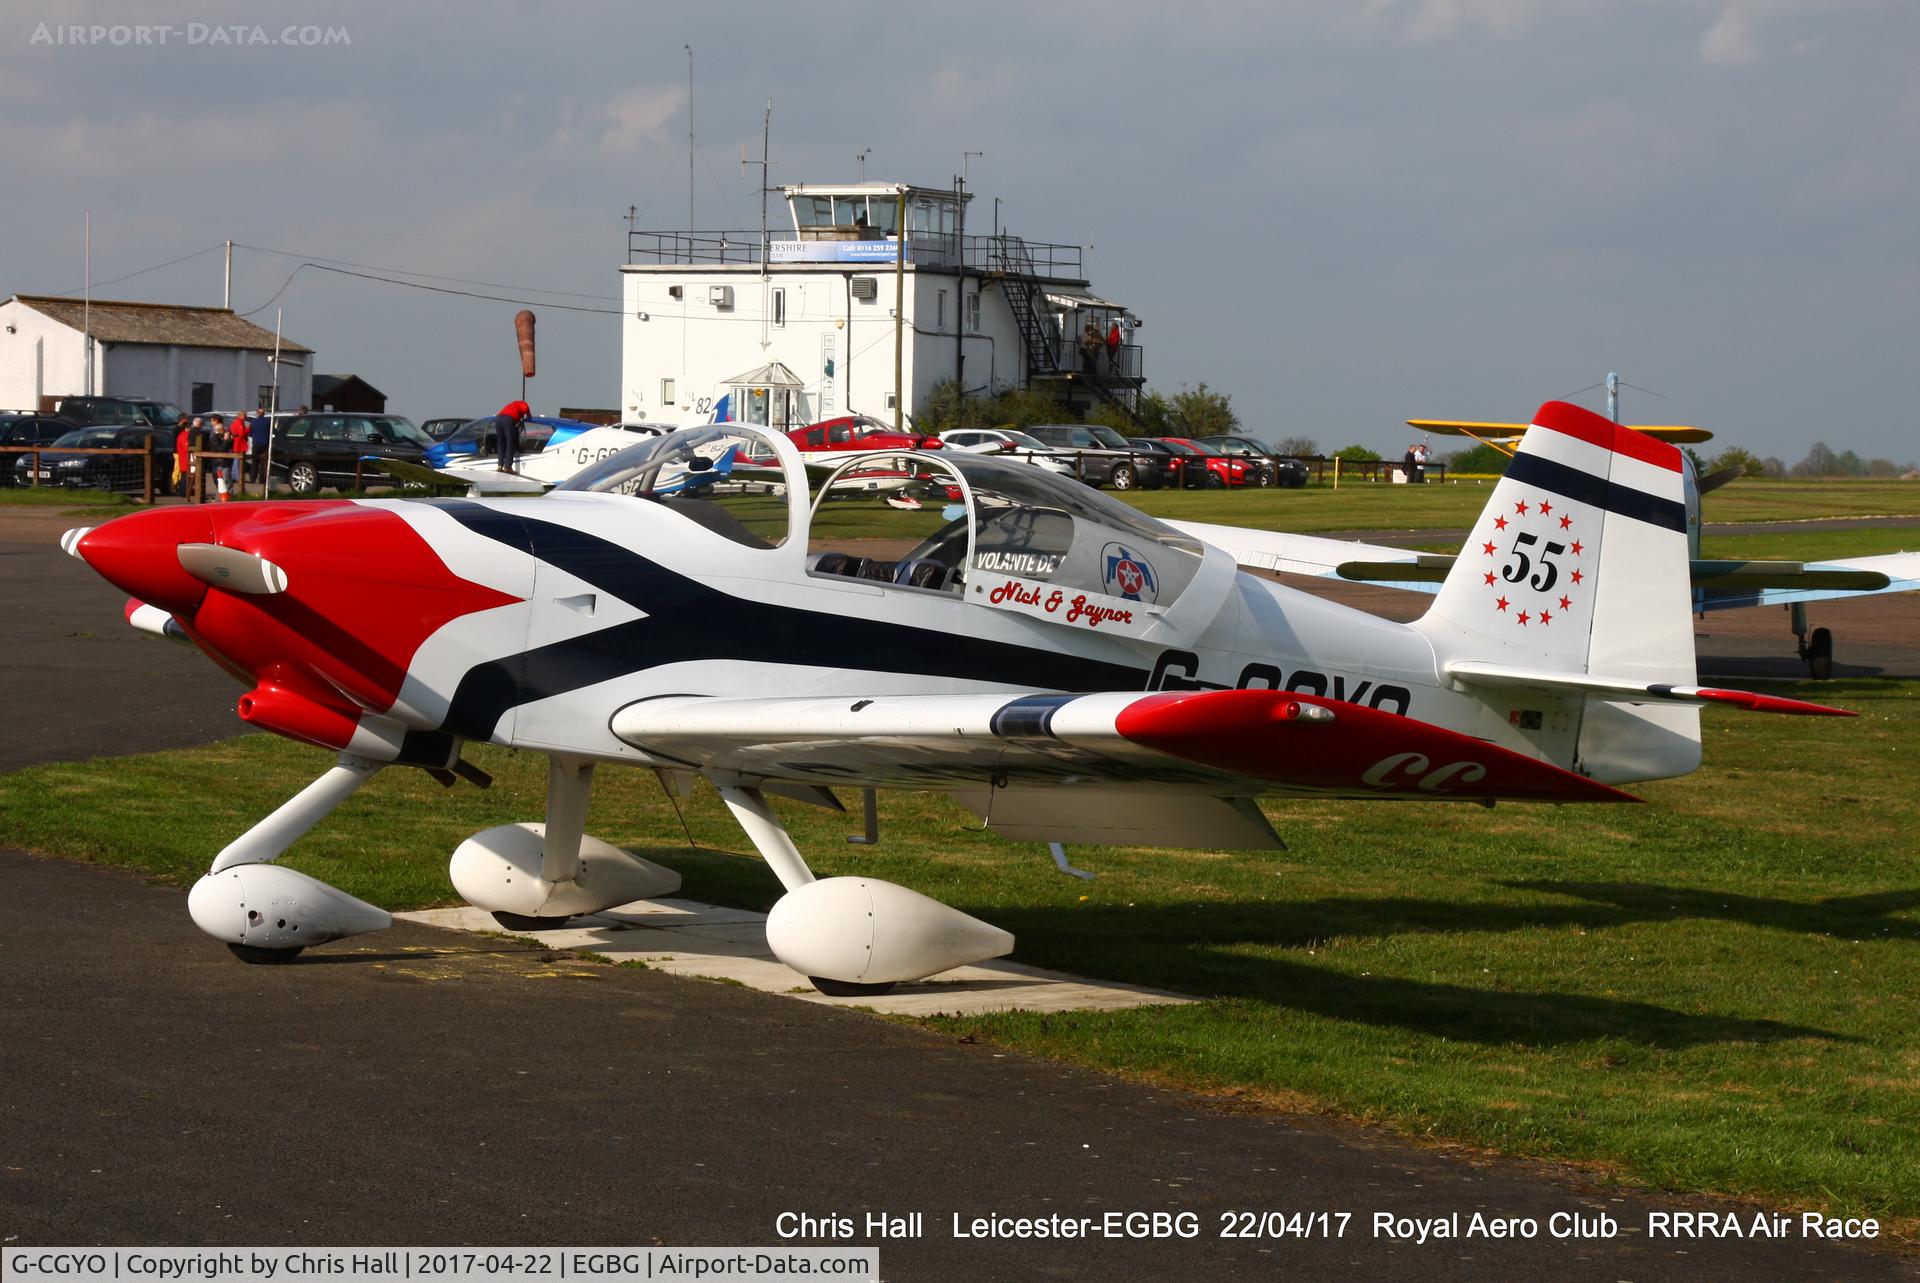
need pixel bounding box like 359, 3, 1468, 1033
64, 401, 1848, 994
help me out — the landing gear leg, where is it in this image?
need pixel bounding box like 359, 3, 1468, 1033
716, 782, 1012, 995
450, 754, 680, 927
491, 757, 593, 930
190, 753, 393, 962
1790, 603, 1834, 680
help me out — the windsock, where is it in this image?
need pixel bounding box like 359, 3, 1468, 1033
514, 309, 536, 379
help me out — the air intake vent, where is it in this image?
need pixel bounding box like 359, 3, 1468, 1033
850, 277, 878, 301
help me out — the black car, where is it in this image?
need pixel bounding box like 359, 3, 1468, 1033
1021, 423, 1170, 490
14, 425, 173, 492
1198, 435, 1311, 488
270, 413, 436, 495
1124, 438, 1219, 489
0, 414, 77, 486
54, 396, 186, 430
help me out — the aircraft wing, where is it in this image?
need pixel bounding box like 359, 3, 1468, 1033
382, 456, 549, 495
611, 688, 1636, 854
1408, 418, 1714, 444
1166, 520, 1455, 594
1689, 551, 1920, 610
1171, 519, 1920, 609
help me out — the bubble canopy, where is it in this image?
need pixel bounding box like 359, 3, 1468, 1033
555, 428, 1207, 610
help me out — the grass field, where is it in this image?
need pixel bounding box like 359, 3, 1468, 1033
2, 681, 1915, 1228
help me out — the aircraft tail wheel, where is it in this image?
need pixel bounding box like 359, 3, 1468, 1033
1808, 627, 1833, 680
227, 942, 305, 965
808, 976, 898, 997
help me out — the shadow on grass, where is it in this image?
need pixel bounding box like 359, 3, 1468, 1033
1500, 881, 1920, 941
988, 903, 1851, 1049
666, 848, 1850, 1049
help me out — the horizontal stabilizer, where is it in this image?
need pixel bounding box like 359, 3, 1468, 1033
1446, 660, 1852, 716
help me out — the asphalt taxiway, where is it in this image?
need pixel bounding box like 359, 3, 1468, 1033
3, 506, 1913, 1280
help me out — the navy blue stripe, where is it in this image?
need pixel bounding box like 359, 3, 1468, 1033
989, 694, 1079, 740
1505, 452, 1686, 533
428, 503, 1151, 741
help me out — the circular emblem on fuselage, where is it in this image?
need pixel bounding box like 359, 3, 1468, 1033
1101, 542, 1159, 603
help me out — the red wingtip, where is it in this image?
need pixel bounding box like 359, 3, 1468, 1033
1694, 688, 1855, 717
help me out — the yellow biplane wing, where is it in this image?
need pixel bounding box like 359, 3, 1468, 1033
1407, 418, 1713, 450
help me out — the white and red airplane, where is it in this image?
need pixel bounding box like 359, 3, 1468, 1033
64, 401, 1847, 993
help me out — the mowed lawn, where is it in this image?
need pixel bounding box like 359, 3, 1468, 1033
1, 680, 1914, 1227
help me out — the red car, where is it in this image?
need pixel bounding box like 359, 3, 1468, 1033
1157, 437, 1254, 488
787, 415, 942, 456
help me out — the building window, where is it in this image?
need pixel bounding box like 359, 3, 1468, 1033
661, 378, 676, 405
257, 386, 276, 412
772, 287, 786, 327
966, 291, 980, 333
191, 383, 214, 414
936, 290, 948, 331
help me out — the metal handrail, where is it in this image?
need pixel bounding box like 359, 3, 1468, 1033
626, 228, 1087, 277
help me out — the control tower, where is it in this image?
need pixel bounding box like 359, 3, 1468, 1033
619, 181, 1143, 428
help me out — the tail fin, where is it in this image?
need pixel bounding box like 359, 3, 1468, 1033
1417, 400, 1700, 782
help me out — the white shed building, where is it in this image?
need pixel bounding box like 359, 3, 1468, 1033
619, 182, 1143, 429
0, 294, 313, 416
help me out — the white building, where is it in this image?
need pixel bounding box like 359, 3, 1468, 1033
0, 294, 313, 415
619, 182, 1143, 429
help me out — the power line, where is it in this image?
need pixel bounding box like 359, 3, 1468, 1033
236, 261, 628, 318
47, 243, 226, 297
232, 242, 623, 303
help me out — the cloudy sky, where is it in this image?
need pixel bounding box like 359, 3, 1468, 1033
3, 0, 1915, 462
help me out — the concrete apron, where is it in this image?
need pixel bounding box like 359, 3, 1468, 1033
399, 898, 1195, 1016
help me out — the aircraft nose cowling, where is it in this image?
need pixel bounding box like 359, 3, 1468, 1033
74, 506, 217, 617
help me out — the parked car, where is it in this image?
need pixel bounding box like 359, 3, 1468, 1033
1198, 435, 1310, 488
14, 424, 172, 492
1157, 437, 1257, 488
1021, 423, 1164, 490
269, 413, 436, 495
54, 396, 185, 429
423, 415, 590, 468
938, 428, 1078, 478
789, 415, 943, 454
419, 417, 473, 440
0, 414, 78, 486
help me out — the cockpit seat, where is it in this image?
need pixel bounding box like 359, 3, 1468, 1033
893, 557, 956, 591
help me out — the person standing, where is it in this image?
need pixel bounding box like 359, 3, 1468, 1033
1079, 321, 1101, 375
495, 400, 531, 472
1106, 319, 1123, 372
173, 418, 193, 498
228, 412, 250, 491
246, 409, 269, 486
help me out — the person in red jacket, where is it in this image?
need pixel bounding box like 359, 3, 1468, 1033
1105, 320, 1123, 372
173, 420, 193, 498
495, 400, 531, 472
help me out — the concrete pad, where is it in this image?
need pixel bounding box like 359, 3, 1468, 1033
398, 899, 1195, 1015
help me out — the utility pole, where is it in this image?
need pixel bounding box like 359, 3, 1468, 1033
740, 102, 773, 273
685, 44, 695, 234
957, 153, 981, 390
893, 188, 906, 432
742, 102, 775, 350
223, 240, 232, 309
83, 211, 92, 394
